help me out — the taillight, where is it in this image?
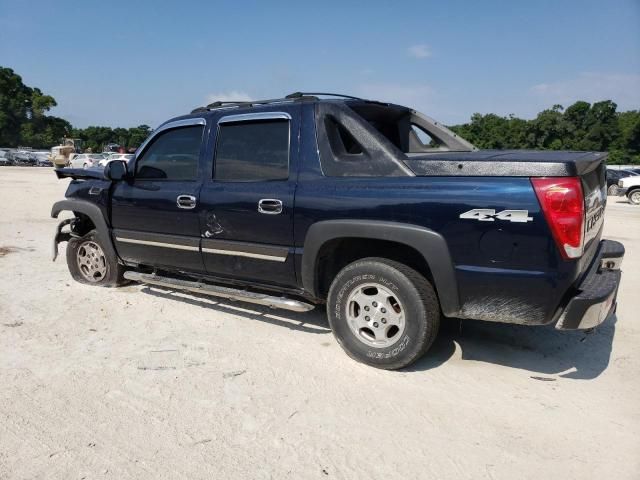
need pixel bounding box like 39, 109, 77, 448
532, 177, 585, 260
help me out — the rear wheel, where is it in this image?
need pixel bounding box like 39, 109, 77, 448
628, 190, 640, 205
66, 230, 126, 286
327, 257, 440, 370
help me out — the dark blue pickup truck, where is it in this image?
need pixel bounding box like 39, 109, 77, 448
52, 92, 624, 369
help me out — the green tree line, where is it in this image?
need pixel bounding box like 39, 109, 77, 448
0, 67, 70, 148
0, 67, 150, 152
449, 101, 640, 164
70, 125, 152, 153
2, 65, 639, 163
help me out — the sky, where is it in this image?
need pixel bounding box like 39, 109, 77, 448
1, 0, 639, 129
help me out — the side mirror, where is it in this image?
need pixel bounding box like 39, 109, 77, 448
104, 160, 128, 181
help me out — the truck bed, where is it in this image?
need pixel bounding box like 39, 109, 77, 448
404, 150, 608, 177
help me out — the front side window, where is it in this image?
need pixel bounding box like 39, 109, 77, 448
214, 120, 289, 182
136, 126, 203, 180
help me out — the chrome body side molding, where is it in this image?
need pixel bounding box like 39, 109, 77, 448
115, 237, 200, 252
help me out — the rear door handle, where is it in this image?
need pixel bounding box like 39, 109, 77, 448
258, 198, 283, 214
177, 194, 197, 209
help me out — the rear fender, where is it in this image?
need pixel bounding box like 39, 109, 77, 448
301, 220, 461, 317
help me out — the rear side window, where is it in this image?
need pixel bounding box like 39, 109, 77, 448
136, 126, 203, 180
214, 120, 289, 181
410, 124, 437, 149
325, 116, 364, 156
315, 103, 410, 177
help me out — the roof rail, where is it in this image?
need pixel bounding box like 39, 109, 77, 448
285, 92, 363, 100
206, 100, 252, 108
190, 92, 365, 114
191, 96, 299, 114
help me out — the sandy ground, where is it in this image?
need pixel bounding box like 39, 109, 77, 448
0, 166, 638, 480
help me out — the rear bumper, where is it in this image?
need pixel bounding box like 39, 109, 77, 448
555, 239, 624, 330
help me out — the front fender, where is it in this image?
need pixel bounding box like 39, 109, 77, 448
51, 199, 118, 262
301, 220, 461, 317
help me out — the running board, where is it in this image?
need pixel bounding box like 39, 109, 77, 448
123, 271, 315, 313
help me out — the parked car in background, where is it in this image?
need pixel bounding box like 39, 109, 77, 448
31, 151, 53, 167
103, 143, 121, 153
13, 150, 36, 166
0, 150, 12, 166
3, 150, 16, 163
68, 153, 104, 169
606, 168, 637, 195
98, 153, 134, 167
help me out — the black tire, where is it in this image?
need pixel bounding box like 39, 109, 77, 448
66, 230, 126, 286
628, 189, 640, 205
327, 257, 440, 370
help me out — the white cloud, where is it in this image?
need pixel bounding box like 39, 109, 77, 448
407, 44, 431, 59
356, 83, 436, 109
530, 73, 640, 110
205, 91, 252, 104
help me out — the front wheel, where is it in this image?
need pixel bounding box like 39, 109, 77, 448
607, 185, 618, 196
628, 190, 640, 205
327, 257, 440, 370
66, 230, 126, 286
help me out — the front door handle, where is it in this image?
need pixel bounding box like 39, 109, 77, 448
177, 194, 197, 209
258, 198, 283, 214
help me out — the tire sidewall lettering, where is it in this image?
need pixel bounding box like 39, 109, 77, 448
366, 334, 411, 359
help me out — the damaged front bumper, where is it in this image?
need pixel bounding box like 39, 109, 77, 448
555, 239, 625, 330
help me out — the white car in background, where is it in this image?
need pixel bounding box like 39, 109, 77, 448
618, 175, 640, 205
98, 153, 134, 167
69, 153, 104, 169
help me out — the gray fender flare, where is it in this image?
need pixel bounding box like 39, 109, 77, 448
51, 199, 118, 261
301, 220, 460, 317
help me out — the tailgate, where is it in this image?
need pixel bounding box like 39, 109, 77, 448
582, 158, 607, 253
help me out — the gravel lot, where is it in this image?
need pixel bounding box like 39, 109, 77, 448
1, 166, 639, 479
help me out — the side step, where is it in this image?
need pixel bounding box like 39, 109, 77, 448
123, 271, 315, 313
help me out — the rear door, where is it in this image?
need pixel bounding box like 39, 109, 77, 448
111, 118, 207, 272
198, 107, 299, 287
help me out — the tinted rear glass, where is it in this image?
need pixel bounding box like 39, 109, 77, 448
214, 120, 289, 181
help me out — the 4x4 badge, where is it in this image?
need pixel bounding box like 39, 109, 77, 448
460, 209, 533, 223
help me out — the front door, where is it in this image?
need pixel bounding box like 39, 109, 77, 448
111, 119, 207, 272
198, 108, 299, 287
